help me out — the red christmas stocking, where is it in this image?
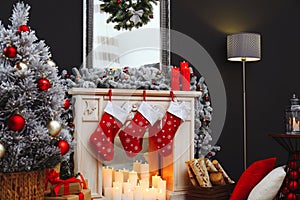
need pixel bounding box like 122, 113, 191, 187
89, 101, 131, 161
119, 101, 161, 158
149, 101, 191, 157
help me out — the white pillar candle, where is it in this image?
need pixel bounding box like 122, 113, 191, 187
157, 189, 166, 200
157, 179, 166, 200
133, 160, 141, 179
122, 168, 129, 182
129, 171, 138, 186
122, 191, 134, 200
123, 180, 133, 194
133, 160, 141, 173
112, 186, 122, 200
139, 179, 149, 190
102, 167, 113, 190
151, 174, 160, 188
113, 181, 122, 189
139, 163, 149, 180
134, 185, 143, 200
114, 170, 124, 183
104, 187, 113, 200
157, 179, 166, 193
142, 188, 156, 200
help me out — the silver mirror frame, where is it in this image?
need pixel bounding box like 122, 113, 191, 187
83, 0, 171, 74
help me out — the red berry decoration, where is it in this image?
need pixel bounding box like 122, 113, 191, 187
7, 114, 25, 131
289, 170, 299, 179
57, 140, 70, 155
63, 99, 71, 110
287, 193, 297, 200
288, 160, 298, 170
17, 25, 30, 33
288, 180, 299, 191
3, 46, 17, 58
37, 77, 51, 91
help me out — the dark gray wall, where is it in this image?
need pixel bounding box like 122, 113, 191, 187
1, 1, 296, 181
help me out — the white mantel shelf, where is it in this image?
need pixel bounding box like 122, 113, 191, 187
69, 87, 202, 98
69, 87, 201, 200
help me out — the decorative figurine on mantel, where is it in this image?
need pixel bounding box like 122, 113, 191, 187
285, 94, 300, 134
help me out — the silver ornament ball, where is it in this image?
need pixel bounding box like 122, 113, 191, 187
47, 120, 62, 136
47, 59, 56, 67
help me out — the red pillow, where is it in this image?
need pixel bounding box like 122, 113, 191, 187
230, 157, 277, 200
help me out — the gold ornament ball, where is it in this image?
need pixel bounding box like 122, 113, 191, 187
126, 20, 131, 26
47, 120, 62, 136
15, 61, 28, 71
0, 143, 5, 158
46, 59, 56, 67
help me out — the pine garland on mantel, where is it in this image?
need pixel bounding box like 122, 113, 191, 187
100, 0, 159, 30
63, 66, 220, 158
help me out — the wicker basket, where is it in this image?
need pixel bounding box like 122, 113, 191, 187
0, 170, 45, 200
187, 184, 235, 200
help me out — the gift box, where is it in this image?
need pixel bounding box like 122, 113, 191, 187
51, 182, 82, 196
44, 189, 91, 200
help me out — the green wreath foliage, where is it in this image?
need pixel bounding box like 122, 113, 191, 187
100, 0, 159, 30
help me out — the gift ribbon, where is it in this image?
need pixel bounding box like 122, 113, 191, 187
78, 192, 84, 200
45, 169, 88, 195
129, 8, 144, 25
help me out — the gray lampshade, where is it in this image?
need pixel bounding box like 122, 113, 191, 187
227, 33, 261, 62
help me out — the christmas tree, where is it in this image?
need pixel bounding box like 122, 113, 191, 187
0, 2, 73, 173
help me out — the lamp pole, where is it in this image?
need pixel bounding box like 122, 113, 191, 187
242, 58, 247, 171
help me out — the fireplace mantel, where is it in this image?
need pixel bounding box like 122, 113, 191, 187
69, 88, 201, 199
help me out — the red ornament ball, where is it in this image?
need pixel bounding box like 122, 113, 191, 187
37, 78, 51, 91
288, 180, 299, 191
7, 114, 25, 131
288, 160, 298, 170
287, 193, 297, 200
3, 46, 17, 58
281, 186, 289, 195
64, 73, 70, 79
57, 140, 70, 155
289, 170, 299, 180
63, 99, 71, 110
18, 25, 30, 33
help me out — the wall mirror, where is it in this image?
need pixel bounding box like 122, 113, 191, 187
83, 0, 170, 73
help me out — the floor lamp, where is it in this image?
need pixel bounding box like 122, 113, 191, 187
227, 33, 261, 170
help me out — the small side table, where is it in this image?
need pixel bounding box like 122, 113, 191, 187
270, 134, 300, 200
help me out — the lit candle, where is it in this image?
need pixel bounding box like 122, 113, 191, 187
112, 186, 122, 200
133, 160, 141, 179
104, 187, 113, 200
129, 171, 138, 186
140, 163, 149, 181
123, 180, 132, 194
171, 66, 180, 90
114, 170, 124, 183
102, 167, 113, 190
122, 191, 133, 200
113, 181, 122, 189
151, 174, 160, 188
157, 179, 167, 199
180, 61, 190, 91
142, 188, 156, 200
293, 117, 300, 131
157, 189, 166, 200
122, 168, 129, 182
139, 179, 149, 190
134, 185, 143, 200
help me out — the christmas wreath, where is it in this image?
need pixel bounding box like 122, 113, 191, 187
99, 0, 159, 30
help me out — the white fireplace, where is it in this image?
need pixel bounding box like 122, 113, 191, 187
69, 88, 201, 200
